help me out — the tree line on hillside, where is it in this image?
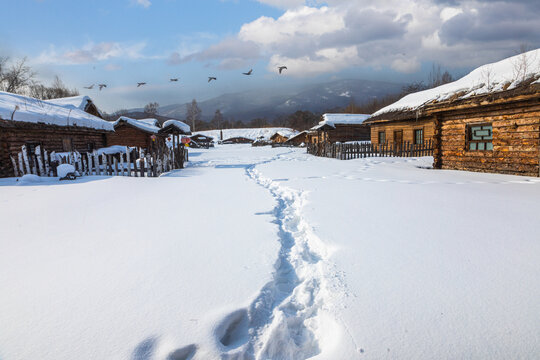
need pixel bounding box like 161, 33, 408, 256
0, 57, 79, 99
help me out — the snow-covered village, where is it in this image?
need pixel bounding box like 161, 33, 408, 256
1, 1, 540, 360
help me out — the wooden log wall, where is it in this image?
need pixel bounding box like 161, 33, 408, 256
325, 124, 371, 143
369, 118, 436, 145
106, 124, 165, 150
0, 122, 109, 177
437, 99, 540, 176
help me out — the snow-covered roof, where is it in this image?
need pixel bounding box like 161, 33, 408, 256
161, 119, 191, 134
0, 91, 114, 131
311, 113, 370, 130
45, 95, 104, 118
195, 127, 299, 141
372, 48, 540, 118
114, 116, 161, 134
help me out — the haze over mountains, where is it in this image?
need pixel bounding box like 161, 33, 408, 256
143, 79, 403, 122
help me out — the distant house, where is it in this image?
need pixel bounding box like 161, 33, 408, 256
270, 132, 289, 143
107, 116, 165, 152
46, 96, 104, 119
285, 131, 308, 146
189, 134, 213, 148
222, 137, 253, 144
309, 114, 371, 143
368, 48, 540, 177
0, 91, 113, 177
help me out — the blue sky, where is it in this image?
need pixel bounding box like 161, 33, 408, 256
1, 0, 539, 113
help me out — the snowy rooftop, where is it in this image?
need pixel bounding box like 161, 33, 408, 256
372, 48, 540, 118
0, 91, 114, 131
46, 95, 104, 118
310, 113, 370, 130
161, 119, 191, 134
114, 116, 161, 134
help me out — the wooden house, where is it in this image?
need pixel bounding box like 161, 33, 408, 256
189, 134, 213, 148
46, 96, 104, 119
107, 116, 165, 152
364, 115, 435, 146
367, 48, 540, 176
222, 137, 253, 144
0, 91, 114, 177
270, 132, 289, 143
309, 114, 371, 143
285, 131, 308, 146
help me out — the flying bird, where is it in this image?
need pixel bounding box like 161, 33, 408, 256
98, 84, 107, 91
83, 84, 94, 90
137, 82, 147, 87
170, 78, 179, 82
208, 77, 217, 83
242, 69, 253, 75
278, 66, 287, 74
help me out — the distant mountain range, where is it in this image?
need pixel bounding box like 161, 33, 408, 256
127, 79, 404, 122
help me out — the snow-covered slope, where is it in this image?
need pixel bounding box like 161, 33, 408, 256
195, 127, 298, 141
373, 48, 540, 117
0, 91, 113, 131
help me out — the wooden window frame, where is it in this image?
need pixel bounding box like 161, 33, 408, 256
466, 123, 493, 151
413, 128, 424, 145
378, 131, 386, 144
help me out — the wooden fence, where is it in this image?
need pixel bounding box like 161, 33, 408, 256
10, 145, 188, 178
307, 140, 433, 160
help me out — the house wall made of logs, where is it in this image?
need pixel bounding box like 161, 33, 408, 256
370, 118, 436, 145
435, 96, 540, 177
106, 124, 164, 151
0, 121, 109, 177
320, 124, 371, 143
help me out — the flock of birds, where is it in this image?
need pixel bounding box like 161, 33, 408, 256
83, 66, 288, 91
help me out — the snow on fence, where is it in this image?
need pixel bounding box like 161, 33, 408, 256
307, 140, 433, 159
9, 145, 188, 178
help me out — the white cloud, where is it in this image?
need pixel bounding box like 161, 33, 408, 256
35, 42, 147, 65
440, 7, 463, 22
391, 57, 421, 73
134, 0, 151, 8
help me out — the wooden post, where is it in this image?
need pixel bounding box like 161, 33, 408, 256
146, 154, 152, 177
113, 157, 118, 176
21, 145, 31, 175
77, 152, 83, 175
102, 154, 107, 175
35, 146, 45, 176
10, 155, 19, 177
125, 147, 131, 177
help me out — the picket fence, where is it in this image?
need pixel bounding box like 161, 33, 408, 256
10, 145, 188, 178
307, 140, 433, 160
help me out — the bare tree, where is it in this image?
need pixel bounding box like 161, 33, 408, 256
481, 65, 494, 91
0, 57, 35, 93
144, 102, 160, 116
211, 109, 223, 130
428, 63, 454, 88
186, 99, 201, 132
29, 75, 79, 100
512, 44, 536, 83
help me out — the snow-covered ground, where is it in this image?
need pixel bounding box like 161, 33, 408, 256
1, 145, 539, 359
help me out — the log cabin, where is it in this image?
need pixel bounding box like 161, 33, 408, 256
0, 91, 114, 177
368, 48, 540, 177
189, 134, 213, 147
106, 116, 165, 152
270, 132, 289, 143
309, 113, 371, 143
285, 131, 308, 146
